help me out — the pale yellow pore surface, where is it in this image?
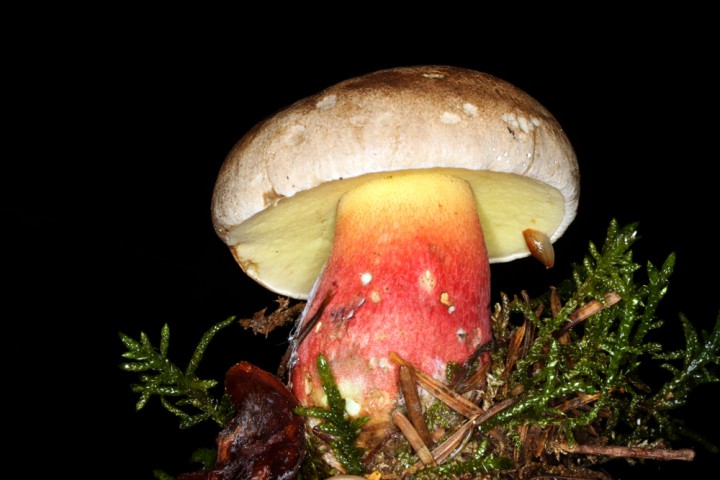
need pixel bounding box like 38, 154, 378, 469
231, 168, 564, 300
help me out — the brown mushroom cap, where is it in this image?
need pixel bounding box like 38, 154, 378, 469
212, 66, 579, 299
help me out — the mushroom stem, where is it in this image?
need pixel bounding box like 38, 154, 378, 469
289, 171, 492, 447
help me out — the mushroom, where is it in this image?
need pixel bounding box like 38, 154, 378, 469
212, 66, 579, 450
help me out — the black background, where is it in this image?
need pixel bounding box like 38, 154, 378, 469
5, 13, 718, 479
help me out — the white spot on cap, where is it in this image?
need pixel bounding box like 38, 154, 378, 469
457, 328, 467, 341
441, 112, 461, 124
284, 124, 307, 146
502, 112, 519, 130
502, 112, 540, 134
360, 272, 373, 285
463, 103, 478, 116
316, 94, 337, 110
422, 72, 445, 79
517, 115, 530, 133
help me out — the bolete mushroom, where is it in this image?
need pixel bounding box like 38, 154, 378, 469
212, 66, 579, 451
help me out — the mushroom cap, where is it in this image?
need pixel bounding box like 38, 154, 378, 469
212, 65, 579, 299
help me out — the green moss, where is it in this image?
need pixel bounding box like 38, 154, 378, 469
121, 220, 720, 478
119, 316, 236, 428
412, 438, 512, 479
294, 354, 370, 475
481, 221, 719, 456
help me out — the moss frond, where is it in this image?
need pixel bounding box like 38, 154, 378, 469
294, 354, 369, 475
119, 316, 236, 428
